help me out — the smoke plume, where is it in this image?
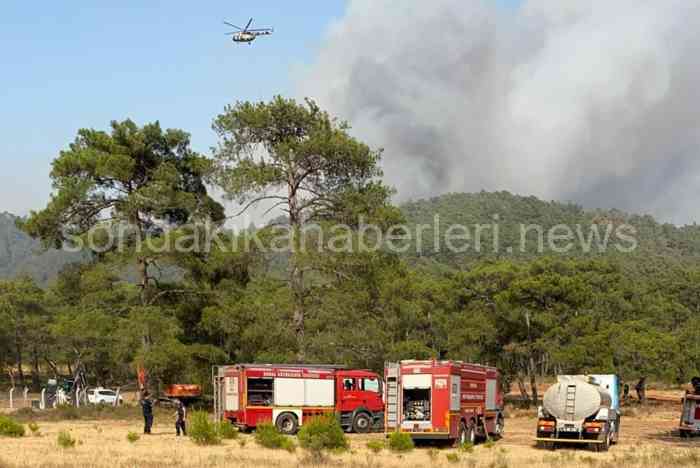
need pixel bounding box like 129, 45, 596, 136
299, 0, 700, 223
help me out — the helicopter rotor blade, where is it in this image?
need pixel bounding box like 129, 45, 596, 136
223, 21, 242, 30
244, 17, 253, 32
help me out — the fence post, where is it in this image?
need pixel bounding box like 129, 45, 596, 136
24, 387, 29, 406
114, 387, 121, 407
9, 388, 14, 410
40, 388, 46, 410
76, 386, 80, 408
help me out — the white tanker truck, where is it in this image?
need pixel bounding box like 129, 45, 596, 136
535, 374, 620, 451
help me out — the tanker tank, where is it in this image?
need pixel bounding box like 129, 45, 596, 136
542, 375, 613, 422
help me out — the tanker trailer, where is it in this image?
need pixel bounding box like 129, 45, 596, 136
535, 374, 620, 451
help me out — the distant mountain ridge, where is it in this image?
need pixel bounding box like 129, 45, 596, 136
4, 192, 700, 284
0, 212, 84, 284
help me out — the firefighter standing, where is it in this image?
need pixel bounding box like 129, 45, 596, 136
635, 377, 647, 403
175, 400, 187, 436
141, 392, 154, 434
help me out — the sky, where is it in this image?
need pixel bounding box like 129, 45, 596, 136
6, 1, 698, 225
0, 1, 347, 216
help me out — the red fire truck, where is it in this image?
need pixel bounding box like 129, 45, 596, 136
213, 364, 384, 434
384, 360, 504, 444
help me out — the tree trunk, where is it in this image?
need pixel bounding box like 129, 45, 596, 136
31, 347, 40, 391
529, 356, 539, 405
288, 173, 306, 362
15, 332, 24, 387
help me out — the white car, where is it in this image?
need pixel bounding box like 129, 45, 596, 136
87, 388, 124, 405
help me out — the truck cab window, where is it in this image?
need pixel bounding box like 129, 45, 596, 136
247, 378, 273, 406
362, 378, 380, 393
343, 378, 356, 391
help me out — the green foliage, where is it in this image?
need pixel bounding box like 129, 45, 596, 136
366, 440, 385, 453
255, 423, 296, 451
387, 431, 414, 453
297, 414, 348, 452
188, 411, 221, 446
445, 452, 460, 464
126, 431, 140, 443
27, 422, 40, 436
0, 416, 25, 438
57, 430, 76, 448
459, 441, 474, 453
216, 421, 239, 440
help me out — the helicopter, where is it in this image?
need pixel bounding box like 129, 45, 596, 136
224, 18, 273, 44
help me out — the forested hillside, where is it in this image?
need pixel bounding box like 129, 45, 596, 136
401, 191, 700, 267
3, 100, 700, 402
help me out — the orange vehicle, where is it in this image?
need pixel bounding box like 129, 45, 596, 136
163, 384, 202, 403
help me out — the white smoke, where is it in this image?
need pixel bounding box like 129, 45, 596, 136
299, 0, 700, 223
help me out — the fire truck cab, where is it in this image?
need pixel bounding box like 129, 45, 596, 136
385, 360, 504, 444
213, 364, 384, 434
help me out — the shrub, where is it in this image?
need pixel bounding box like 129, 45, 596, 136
483, 439, 496, 449
428, 448, 440, 460
55, 405, 79, 420
298, 415, 348, 452
387, 431, 414, 452
188, 411, 221, 446
238, 438, 247, 448
126, 432, 140, 443
255, 423, 296, 451
446, 452, 460, 464
459, 441, 474, 453
27, 422, 40, 436
367, 440, 385, 454
216, 422, 239, 440
0, 416, 25, 438
57, 430, 76, 449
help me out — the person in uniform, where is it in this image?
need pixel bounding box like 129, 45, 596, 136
141, 392, 154, 434
175, 400, 187, 436
635, 377, 646, 403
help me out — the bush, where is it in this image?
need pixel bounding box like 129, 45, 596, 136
388, 431, 414, 453
459, 441, 474, 453
55, 405, 80, 420
367, 440, 385, 453
0, 416, 25, 438
126, 431, 140, 443
483, 439, 496, 449
446, 452, 460, 464
188, 411, 221, 446
57, 430, 76, 448
215, 422, 239, 440
298, 415, 348, 452
255, 423, 296, 452
27, 422, 40, 435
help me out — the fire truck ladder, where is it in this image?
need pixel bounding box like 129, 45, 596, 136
565, 384, 577, 420
385, 363, 400, 431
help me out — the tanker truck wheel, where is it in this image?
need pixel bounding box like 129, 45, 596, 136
591, 428, 611, 452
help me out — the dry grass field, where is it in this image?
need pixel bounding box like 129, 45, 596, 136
2, 405, 700, 468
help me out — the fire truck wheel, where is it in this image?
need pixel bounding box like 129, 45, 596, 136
352, 412, 372, 433
456, 422, 475, 447
275, 412, 299, 435
494, 415, 505, 439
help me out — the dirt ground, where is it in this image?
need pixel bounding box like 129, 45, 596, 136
3, 405, 700, 468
